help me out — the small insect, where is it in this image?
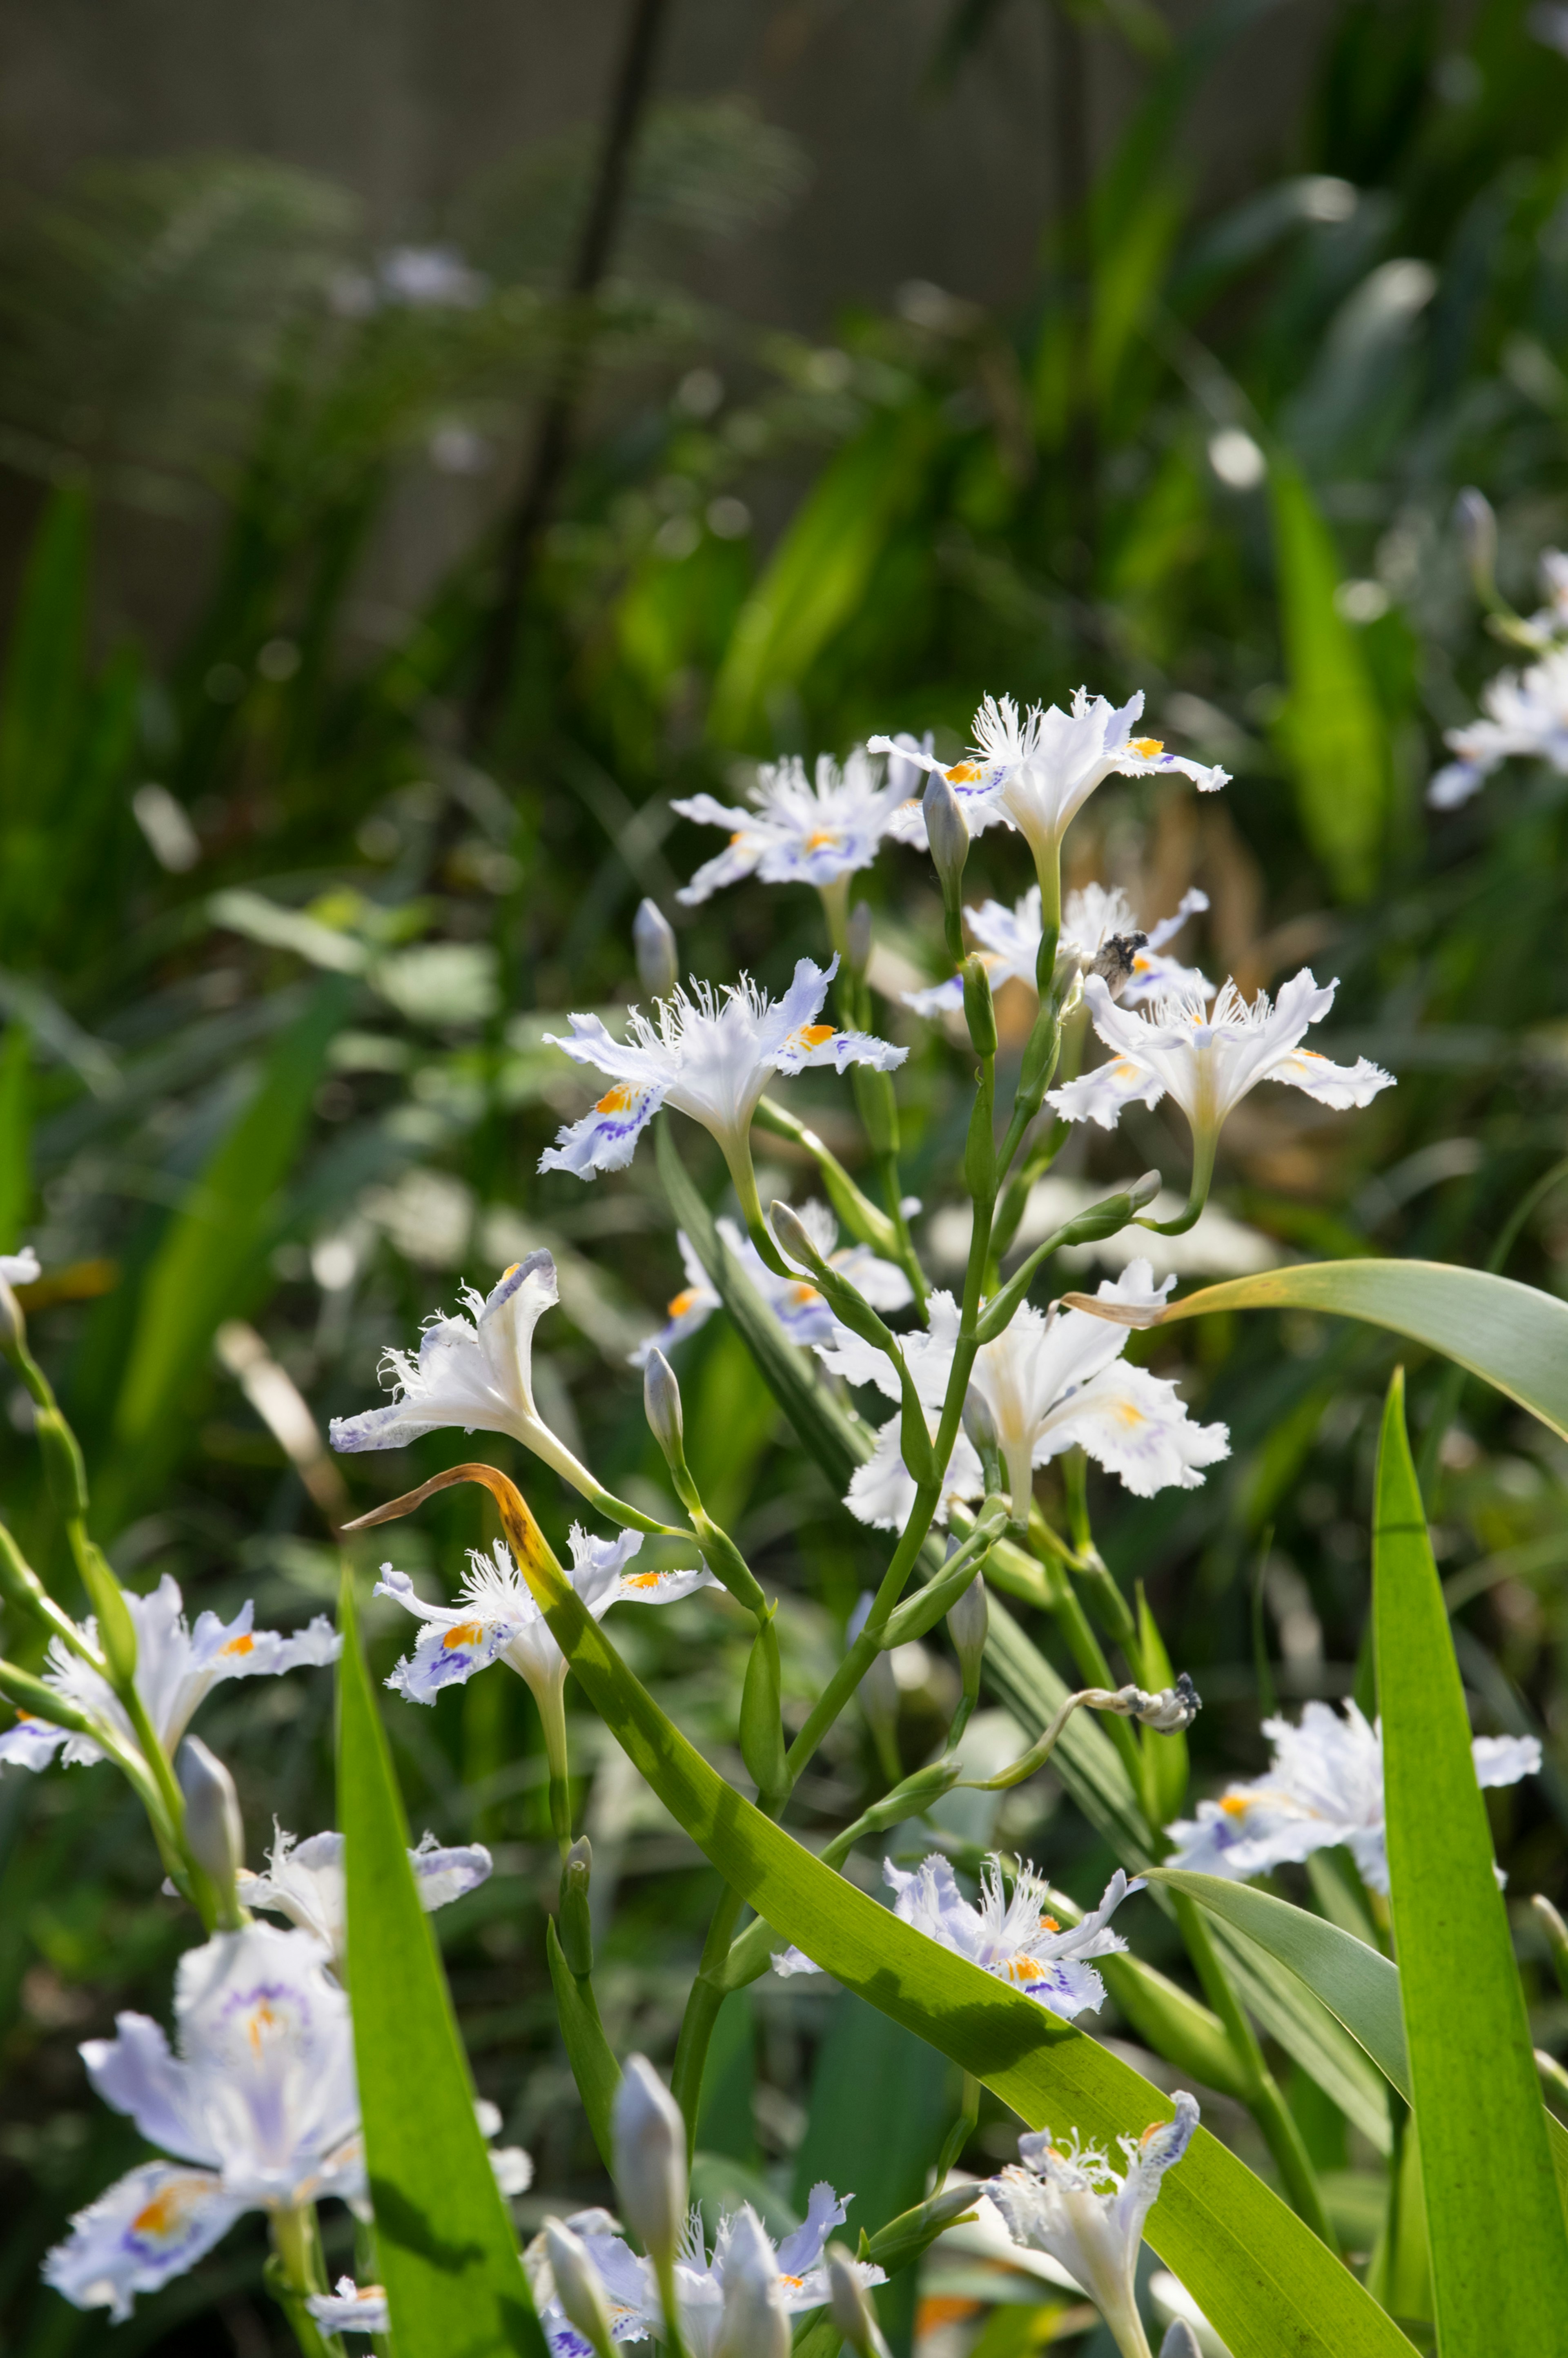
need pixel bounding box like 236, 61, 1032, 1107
1087, 932, 1149, 999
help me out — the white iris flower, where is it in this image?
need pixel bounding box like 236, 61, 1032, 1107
904, 883, 1212, 1019
1428, 642, 1568, 809
237, 1825, 493, 1971
1164, 1698, 1540, 1895
874, 691, 1228, 872
329, 1250, 599, 1498
1047, 969, 1394, 1152
377, 1526, 720, 1716
671, 749, 910, 904
0, 1575, 338, 1778
628, 1204, 912, 1367
538, 958, 905, 1215
44, 1926, 363, 2322
0, 1246, 40, 1286
986, 2093, 1201, 2358
775, 1852, 1142, 2016
306, 2279, 390, 2336
536, 2191, 884, 2358
817, 1263, 1228, 1531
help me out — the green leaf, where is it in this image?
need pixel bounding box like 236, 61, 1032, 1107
0, 1024, 31, 1251
655, 1115, 866, 1487
0, 485, 89, 827
1083, 1259, 1568, 1443
1269, 457, 1387, 901
100, 974, 351, 1526
337, 1573, 547, 2358
521, 1555, 1412, 2358
545, 1918, 621, 2173
1373, 1370, 1568, 2347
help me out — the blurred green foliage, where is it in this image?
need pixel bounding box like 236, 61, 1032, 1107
2, 0, 1568, 2346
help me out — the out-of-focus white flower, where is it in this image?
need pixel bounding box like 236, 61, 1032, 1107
44, 1926, 362, 2322
714, 2204, 791, 2358
628, 1205, 912, 1366
905, 886, 1211, 1018
774, 1853, 1141, 2017
1164, 1698, 1540, 1894
672, 751, 909, 903
1428, 644, 1568, 808
378, 244, 488, 307
986, 2093, 1200, 2358
237, 1825, 492, 1969
613, 2055, 688, 2267
817, 1264, 1227, 1531
306, 2279, 389, 2336
0, 1247, 39, 1286
539, 2187, 884, 2356
540, 958, 905, 1185
0, 1575, 337, 1778
1048, 970, 1394, 1143
328, 1251, 599, 1498
874, 691, 1228, 871
378, 1528, 719, 1713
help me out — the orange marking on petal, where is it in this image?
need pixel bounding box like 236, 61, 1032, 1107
1007, 1955, 1045, 1982
1132, 737, 1164, 758
1220, 1793, 1250, 1816
946, 762, 982, 783
1039, 1915, 1060, 1935
443, 1620, 484, 1649
131, 2181, 206, 2240
221, 1633, 255, 1657
804, 828, 840, 849
14, 1708, 31, 1723
667, 1287, 702, 1317
624, 1573, 665, 1591
797, 1024, 835, 1048
503, 1262, 520, 1279
789, 1282, 820, 1304
596, 1082, 637, 1114
246, 2000, 278, 2054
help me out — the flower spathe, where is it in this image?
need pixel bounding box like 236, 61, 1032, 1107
45, 1924, 362, 2322
775, 1852, 1142, 2017
1428, 642, 1568, 808
986, 2093, 1200, 2358
671, 749, 909, 903
238, 1825, 493, 1968
378, 1524, 721, 1710
904, 885, 1211, 1019
1163, 1698, 1541, 1895
0, 1573, 338, 1778
536, 2191, 886, 2358
328, 1251, 597, 1498
307, 2279, 390, 2336
538, 956, 905, 1185
1047, 969, 1394, 1143
874, 690, 1228, 869
817, 1263, 1228, 1531
629, 1202, 912, 1367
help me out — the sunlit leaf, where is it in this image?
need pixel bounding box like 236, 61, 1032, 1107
337, 1573, 547, 2357
1374, 1371, 1568, 2346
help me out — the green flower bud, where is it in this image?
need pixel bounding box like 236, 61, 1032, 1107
847, 898, 874, 978
33, 1408, 88, 1522
79, 1547, 137, 1692
1454, 486, 1497, 602
947, 1573, 989, 1689
632, 898, 678, 1001
559, 1836, 594, 1977
545, 2218, 617, 2358
739, 1614, 788, 1801
176, 1735, 244, 1899
961, 954, 997, 1057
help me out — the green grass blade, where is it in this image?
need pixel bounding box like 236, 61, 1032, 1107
545, 1918, 621, 2172
1374, 1370, 1568, 2348
337, 1572, 547, 2357
519, 1555, 1412, 2358
1120, 1259, 1568, 1442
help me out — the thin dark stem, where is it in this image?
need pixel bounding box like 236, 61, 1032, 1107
466, 0, 672, 750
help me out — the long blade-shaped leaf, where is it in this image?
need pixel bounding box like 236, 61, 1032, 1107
518, 1549, 1410, 2358
337, 1574, 546, 2357
1071, 1260, 1568, 1442
1374, 1373, 1568, 2347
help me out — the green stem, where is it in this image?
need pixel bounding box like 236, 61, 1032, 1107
1138, 1124, 1216, 1236
532, 1674, 575, 1850
266, 2206, 341, 2358
876, 1147, 929, 1314
1173, 1893, 1339, 2252
670, 1883, 748, 2146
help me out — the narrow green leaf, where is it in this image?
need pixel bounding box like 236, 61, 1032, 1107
0, 485, 89, 825
101, 974, 350, 1524
1374, 1371, 1568, 2348
1095, 1259, 1568, 1443
337, 1573, 546, 2357
0, 1024, 31, 1250
1269, 457, 1387, 901
655, 1115, 866, 1487
545, 1918, 621, 2173
521, 1558, 1412, 2358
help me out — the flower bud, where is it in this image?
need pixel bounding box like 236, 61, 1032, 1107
559, 1836, 594, 1976
0, 1662, 98, 1744
827, 2243, 892, 2358
612, 2054, 687, 2266
961, 1386, 1003, 1495
961, 954, 997, 1057
770, 1199, 826, 1276
847, 898, 874, 978
739, 1613, 788, 1801
0, 1523, 46, 1619
176, 1735, 244, 1897
922, 769, 969, 891
947, 1573, 989, 1689
715, 2207, 789, 2358
1159, 2320, 1204, 2358
633, 898, 678, 1001
33, 1408, 88, 1522
544, 2217, 617, 2358
1454, 486, 1497, 601
643, 1348, 685, 1462
79, 1547, 138, 1691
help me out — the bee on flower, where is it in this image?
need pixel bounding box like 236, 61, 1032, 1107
905, 883, 1212, 1020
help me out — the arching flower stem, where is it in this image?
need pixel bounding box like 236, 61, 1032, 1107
1136, 1126, 1217, 1237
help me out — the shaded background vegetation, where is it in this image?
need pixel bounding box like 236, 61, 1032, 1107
2, 0, 1568, 2347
